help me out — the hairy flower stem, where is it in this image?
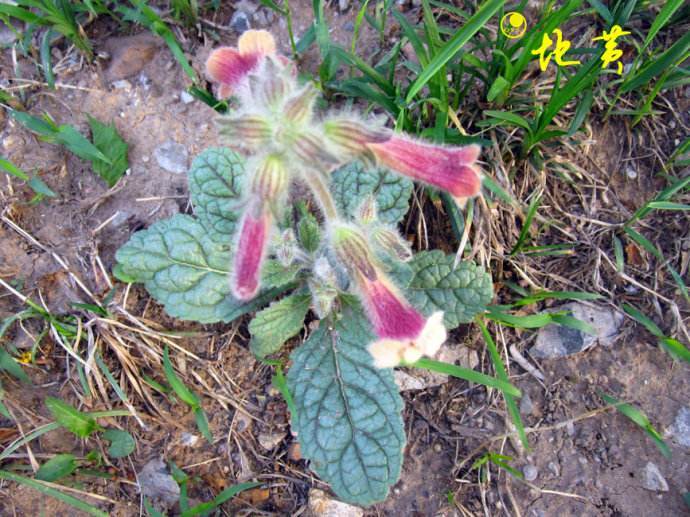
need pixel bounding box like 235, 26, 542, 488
303, 169, 339, 221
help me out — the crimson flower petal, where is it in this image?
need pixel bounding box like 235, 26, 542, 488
367, 136, 482, 202
206, 47, 260, 96
358, 277, 426, 340
232, 200, 272, 301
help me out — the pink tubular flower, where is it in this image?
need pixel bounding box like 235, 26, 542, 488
360, 277, 447, 368
331, 224, 447, 368
206, 30, 277, 98
366, 135, 482, 205
232, 198, 272, 301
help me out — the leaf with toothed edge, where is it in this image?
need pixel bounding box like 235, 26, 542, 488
330, 162, 413, 225
188, 147, 245, 243
398, 250, 493, 329
249, 292, 311, 358
287, 302, 405, 506
114, 214, 289, 323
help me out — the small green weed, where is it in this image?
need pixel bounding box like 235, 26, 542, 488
163, 346, 213, 444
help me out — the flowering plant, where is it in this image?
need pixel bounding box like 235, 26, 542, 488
114, 30, 493, 506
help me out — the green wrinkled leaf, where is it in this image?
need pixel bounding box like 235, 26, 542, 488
249, 293, 311, 358
46, 397, 101, 438
102, 429, 136, 458
188, 147, 245, 243
402, 251, 493, 329
115, 214, 283, 323
87, 116, 129, 188
330, 163, 413, 225
287, 305, 405, 506
36, 454, 77, 482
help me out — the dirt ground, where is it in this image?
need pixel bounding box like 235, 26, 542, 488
1, 2, 689, 516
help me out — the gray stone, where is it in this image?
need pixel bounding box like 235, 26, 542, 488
641, 462, 668, 492
308, 488, 364, 517
257, 431, 286, 451
252, 9, 268, 26
180, 90, 195, 104
519, 391, 534, 416
230, 10, 251, 34
0, 24, 17, 46
394, 370, 426, 391
235, 0, 258, 13
523, 464, 538, 482
338, 0, 350, 11
343, 21, 354, 32
154, 141, 188, 174
112, 79, 132, 90
180, 432, 199, 447
531, 302, 623, 359
138, 458, 180, 511
668, 406, 690, 447
547, 461, 560, 477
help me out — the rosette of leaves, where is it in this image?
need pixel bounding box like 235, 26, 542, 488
114, 147, 493, 506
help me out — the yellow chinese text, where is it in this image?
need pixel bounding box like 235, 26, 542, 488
592, 24, 630, 75
531, 29, 581, 72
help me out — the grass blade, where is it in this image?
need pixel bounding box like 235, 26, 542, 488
640, 0, 685, 54
478, 319, 528, 448
414, 357, 521, 397
620, 31, 690, 94
600, 393, 670, 458
162, 346, 200, 408
40, 29, 55, 89
510, 190, 542, 255
406, 0, 504, 102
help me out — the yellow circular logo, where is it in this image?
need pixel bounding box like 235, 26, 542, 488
500, 12, 527, 39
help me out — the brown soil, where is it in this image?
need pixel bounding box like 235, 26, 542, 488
1, 3, 689, 517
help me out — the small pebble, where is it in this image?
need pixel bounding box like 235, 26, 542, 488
230, 11, 250, 34
180, 432, 199, 447
112, 79, 132, 90
523, 464, 538, 482
547, 461, 560, 477
520, 392, 534, 416
180, 91, 195, 104
668, 406, 690, 447
642, 462, 669, 492
154, 140, 189, 174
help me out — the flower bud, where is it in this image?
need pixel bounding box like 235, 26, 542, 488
251, 153, 290, 201
356, 195, 377, 224
216, 115, 272, 149
367, 136, 482, 205
260, 59, 290, 107
371, 226, 412, 262
232, 198, 272, 301
330, 224, 377, 281
323, 118, 389, 156
283, 84, 318, 125
291, 131, 338, 167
